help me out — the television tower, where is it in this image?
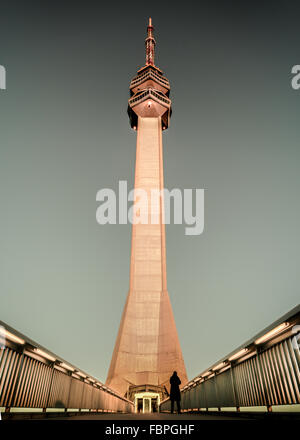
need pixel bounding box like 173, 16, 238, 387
106, 18, 188, 404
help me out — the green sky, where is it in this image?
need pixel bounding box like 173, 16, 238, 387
0, 0, 299, 382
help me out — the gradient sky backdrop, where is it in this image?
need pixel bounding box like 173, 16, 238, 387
0, 0, 299, 383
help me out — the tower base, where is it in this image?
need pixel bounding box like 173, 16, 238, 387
127, 384, 168, 413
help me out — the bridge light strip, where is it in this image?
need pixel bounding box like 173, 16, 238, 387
34, 348, 56, 362
60, 362, 74, 372
72, 373, 81, 379
218, 365, 231, 374
3, 329, 25, 345
212, 362, 227, 371
54, 365, 66, 373
254, 322, 289, 345
228, 348, 249, 361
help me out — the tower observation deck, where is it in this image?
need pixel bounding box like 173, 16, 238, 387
106, 18, 188, 409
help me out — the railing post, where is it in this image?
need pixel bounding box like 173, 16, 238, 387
255, 348, 270, 409
65, 372, 73, 412
230, 364, 239, 412
202, 379, 208, 411
44, 362, 55, 411
213, 373, 221, 411
9, 352, 25, 408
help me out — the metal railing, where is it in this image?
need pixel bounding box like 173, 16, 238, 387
130, 68, 170, 88
0, 321, 133, 414
160, 305, 300, 413
129, 88, 171, 108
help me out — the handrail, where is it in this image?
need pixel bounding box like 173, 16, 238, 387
129, 88, 171, 108
0, 321, 134, 413
130, 69, 170, 88
160, 305, 300, 413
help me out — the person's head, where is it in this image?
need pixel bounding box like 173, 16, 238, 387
173, 371, 177, 376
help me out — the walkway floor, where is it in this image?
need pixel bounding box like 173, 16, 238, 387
50, 412, 249, 420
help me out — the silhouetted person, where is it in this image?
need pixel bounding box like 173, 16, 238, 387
170, 371, 181, 414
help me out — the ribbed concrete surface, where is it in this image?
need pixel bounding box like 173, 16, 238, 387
106, 117, 187, 396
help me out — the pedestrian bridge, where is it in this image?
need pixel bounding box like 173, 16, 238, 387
1, 305, 300, 418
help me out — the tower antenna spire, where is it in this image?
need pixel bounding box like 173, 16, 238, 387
145, 17, 155, 66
